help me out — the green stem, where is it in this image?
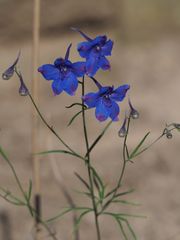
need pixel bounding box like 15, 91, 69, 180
81, 77, 101, 240
100, 117, 131, 213
0, 146, 58, 240
15, 69, 83, 160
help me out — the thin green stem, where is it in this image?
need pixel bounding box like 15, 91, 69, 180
15, 69, 84, 161
0, 146, 58, 240
100, 117, 131, 213
81, 77, 101, 240
133, 126, 176, 158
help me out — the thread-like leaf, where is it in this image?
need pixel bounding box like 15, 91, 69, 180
73, 209, 93, 232
112, 199, 141, 206
90, 166, 104, 190
129, 132, 150, 160
86, 121, 112, 157
68, 110, 83, 126
66, 103, 87, 109
27, 179, 32, 201
113, 189, 135, 199
113, 216, 128, 240
121, 218, 138, 240
46, 207, 92, 223
74, 172, 90, 190
117, 213, 146, 219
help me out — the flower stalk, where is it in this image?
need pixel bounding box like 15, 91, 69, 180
81, 76, 101, 240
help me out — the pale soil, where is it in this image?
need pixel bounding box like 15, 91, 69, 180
0, 33, 180, 240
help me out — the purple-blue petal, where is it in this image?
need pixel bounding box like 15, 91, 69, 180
109, 101, 120, 121
65, 43, 72, 60
101, 40, 113, 56
38, 64, 60, 81
72, 62, 86, 77
51, 80, 63, 95
82, 92, 99, 108
110, 84, 130, 102
77, 41, 92, 58
92, 35, 107, 46
72, 28, 92, 41
86, 51, 100, 77
95, 99, 110, 122
99, 56, 110, 71
54, 58, 64, 67
62, 72, 78, 96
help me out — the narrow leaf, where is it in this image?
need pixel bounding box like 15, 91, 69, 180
66, 103, 87, 109
121, 218, 137, 240
114, 189, 135, 199
74, 172, 90, 190
86, 121, 112, 157
112, 199, 141, 206
114, 217, 128, 240
46, 207, 92, 223
27, 179, 32, 201
68, 110, 83, 126
129, 132, 150, 160
73, 209, 92, 232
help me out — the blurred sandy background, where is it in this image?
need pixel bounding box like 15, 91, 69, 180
0, 0, 180, 239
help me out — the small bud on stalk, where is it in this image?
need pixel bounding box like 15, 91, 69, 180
2, 51, 20, 80
17, 72, 29, 96
129, 99, 139, 119
118, 117, 127, 138
166, 131, 173, 139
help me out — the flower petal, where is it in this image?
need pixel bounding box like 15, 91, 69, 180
72, 28, 92, 41
51, 80, 63, 95
77, 41, 92, 58
95, 99, 110, 122
92, 35, 107, 46
65, 43, 72, 60
86, 51, 100, 77
54, 58, 64, 67
62, 72, 78, 96
72, 61, 86, 77
101, 40, 113, 56
109, 101, 120, 121
82, 92, 99, 108
111, 84, 130, 102
38, 64, 60, 81
99, 56, 110, 71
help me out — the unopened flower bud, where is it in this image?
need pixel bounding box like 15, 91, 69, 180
19, 82, 28, 96
173, 123, 180, 130
2, 51, 20, 80
129, 99, 139, 119
118, 117, 127, 138
166, 131, 173, 139
17, 72, 29, 96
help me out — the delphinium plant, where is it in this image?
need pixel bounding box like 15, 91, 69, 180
1, 28, 180, 240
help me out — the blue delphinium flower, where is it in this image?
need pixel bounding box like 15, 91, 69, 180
73, 28, 113, 77
38, 44, 85, 96
82, 81, 130, 122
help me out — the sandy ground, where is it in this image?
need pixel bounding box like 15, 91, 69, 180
0, 33, 180, 240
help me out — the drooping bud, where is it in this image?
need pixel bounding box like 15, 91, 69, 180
2, 51, 20, 80
17, 72, 29, 96
128, 99, 139, 119
118, 116, 127, 138
166, 130, 173, 139
173, 123, 180, 130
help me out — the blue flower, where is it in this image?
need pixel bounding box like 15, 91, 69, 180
38, 44, 86, 96
73, 28, 113, 77
82, 82, 130, 122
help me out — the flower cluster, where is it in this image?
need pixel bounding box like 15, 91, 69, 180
38, 29, 130, 122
